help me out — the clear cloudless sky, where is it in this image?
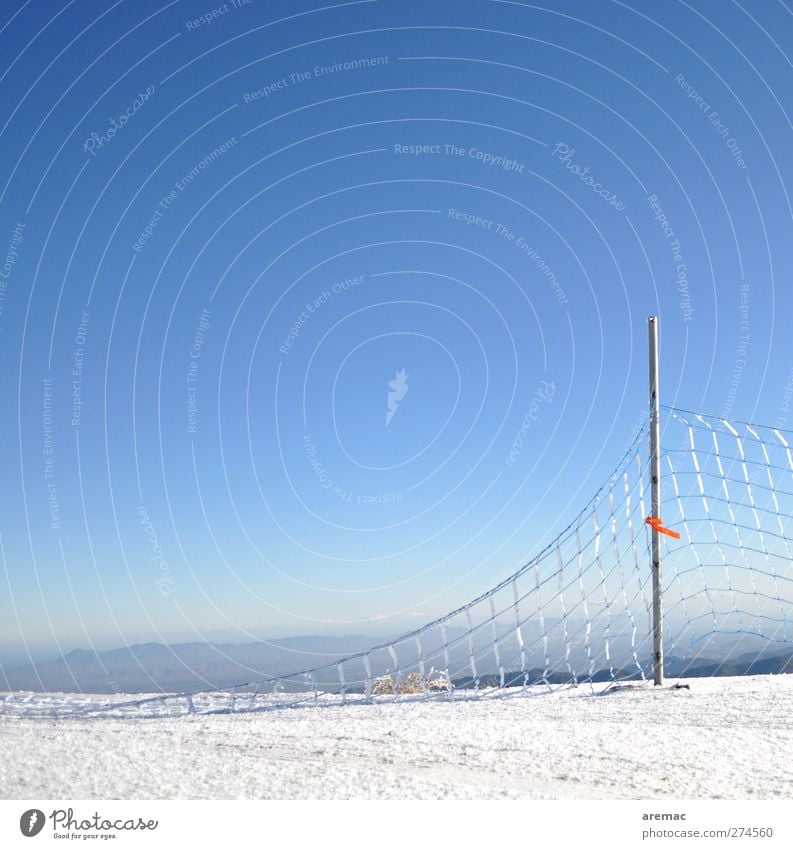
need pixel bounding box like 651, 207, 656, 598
0, 0, 791, 662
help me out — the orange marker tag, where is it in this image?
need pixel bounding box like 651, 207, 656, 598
645, 516, 681, 539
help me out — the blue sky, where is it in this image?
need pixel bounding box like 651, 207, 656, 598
1, 0, 792, 662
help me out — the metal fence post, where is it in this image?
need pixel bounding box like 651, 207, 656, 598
648, 316, 664, 686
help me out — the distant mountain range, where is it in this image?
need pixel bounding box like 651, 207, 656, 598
2, 632, 791, 695
665, 648, 793, 678
452, 650, 793, 689
0, 622, 554, 694
0, 635, 382, 694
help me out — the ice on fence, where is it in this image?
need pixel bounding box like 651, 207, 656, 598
3, 409, 792, 721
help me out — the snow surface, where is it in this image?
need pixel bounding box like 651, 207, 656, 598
1, 675, 792, 800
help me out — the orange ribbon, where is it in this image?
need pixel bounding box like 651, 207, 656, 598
645, 516, 681, 539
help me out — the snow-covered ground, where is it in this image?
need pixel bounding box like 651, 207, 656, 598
1, 675, 791, 800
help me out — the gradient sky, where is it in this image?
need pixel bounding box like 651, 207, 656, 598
1, 0, 792, 663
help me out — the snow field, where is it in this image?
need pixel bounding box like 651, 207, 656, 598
1, 675, 791, 800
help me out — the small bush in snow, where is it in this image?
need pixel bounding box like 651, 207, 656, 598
370, 669, 454, 695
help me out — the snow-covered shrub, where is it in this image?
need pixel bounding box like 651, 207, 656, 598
369, 669, 454, 695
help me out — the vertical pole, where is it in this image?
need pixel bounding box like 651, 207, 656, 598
648, 316, 664, 686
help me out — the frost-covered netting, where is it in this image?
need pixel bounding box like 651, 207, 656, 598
659, 408, 793, 674
6, 408, 793, 720
2, 435, 656, 718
